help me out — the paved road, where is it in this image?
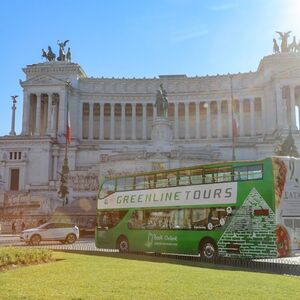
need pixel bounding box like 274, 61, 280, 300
1, 234, 300, 265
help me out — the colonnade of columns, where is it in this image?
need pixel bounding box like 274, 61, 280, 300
22, 92, 64, 137
79, 97, 263, 141
276, 84, 300, 130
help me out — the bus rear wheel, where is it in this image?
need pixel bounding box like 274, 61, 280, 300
199, 239, 218, 260
117, 236, 129, 253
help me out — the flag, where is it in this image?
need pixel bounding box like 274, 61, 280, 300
232, 111, 239, 137
66, 105, 71, 144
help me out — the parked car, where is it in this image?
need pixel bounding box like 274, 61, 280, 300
20, 222, 79, 245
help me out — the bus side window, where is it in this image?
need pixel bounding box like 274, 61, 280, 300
204, 173, 214, 184
191, 169, 203, 185
116, 178, 125, 191
100, 179, 116, 198
234, 166, 247, 181
217, 168, 232, 182
179, 170, 190, 185
124, 177, 134, 191
144, 175, 155, 189
135, 176, 145, 190
247, 165, 263, 180
167, 172, 177, 187
156, 173, 168, 188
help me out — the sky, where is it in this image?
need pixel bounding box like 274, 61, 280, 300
0, 0, 300, 136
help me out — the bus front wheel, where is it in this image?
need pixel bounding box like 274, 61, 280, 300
199, 239, 218, 260
117, 236, 129, 253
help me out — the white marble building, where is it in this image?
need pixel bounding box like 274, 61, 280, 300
1, 51, 300, 226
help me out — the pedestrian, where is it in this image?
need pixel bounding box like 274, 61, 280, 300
21, 221, 26, 231
12, 221, 16, 234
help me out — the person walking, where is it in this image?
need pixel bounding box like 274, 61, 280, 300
21, 222, 26, 231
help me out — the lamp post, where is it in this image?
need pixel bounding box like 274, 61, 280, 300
58, 81, 71, 205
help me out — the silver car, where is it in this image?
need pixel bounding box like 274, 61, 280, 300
20, 222, 80, 245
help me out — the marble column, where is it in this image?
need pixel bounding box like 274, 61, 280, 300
142, 103, 147, 140
227, 99, 232, 137
121, 103, 126, 140
58, 90, 66, 134
35, 93, 41, 135
250, 98, 255, 136
206, 102, 211, 138
238, 99, 244, 136
153, 105, 157, 121
131, 103, 136, 140
21, 91, 30, 135
260, 97, 266, 135
290, 85, 297, 130
100, 103, 104, 140
195, 102, 200, 139
46, 93, 52, 134
276, 86, 285, 128
184, 102, 190, 139
217, 101, 222, 138
110, 103, 115, 140
88, 102, 93, 140
78, 102, 83, 140
174, 102, 179, 139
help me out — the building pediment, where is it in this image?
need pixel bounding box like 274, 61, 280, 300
20, 75, 67, 87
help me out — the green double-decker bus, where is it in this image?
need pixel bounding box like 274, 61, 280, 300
95, 157, 300, 259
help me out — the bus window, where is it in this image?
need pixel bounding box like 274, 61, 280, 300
156, 173, 168, 188
217, 168, 232, 182
145, 210, 170, 230
99, 179, 115, 199
97, 210, 128, 229
169, 209, 191, 229
144, 175, 155, 189
247, 165, 263, 180
192, 208, 210, 229
128, 210, 146, 229
167, 172, 177, 187
116, 177, 134, 191
179, 170, 190, 185
191, 169, 203, 185
234, 166, 248, 181
135, 176, 145, 190
204, 172, 215, 184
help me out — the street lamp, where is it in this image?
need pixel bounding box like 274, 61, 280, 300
57, 81, 71, 205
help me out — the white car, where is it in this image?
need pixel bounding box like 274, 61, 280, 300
20, 222, 80, 245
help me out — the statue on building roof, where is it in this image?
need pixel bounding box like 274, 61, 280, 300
41, 46, 56, 61
276, 31, 292, 52
57, 40, 69, 61
273, 38, 279, 53
155, 83, 169, 118
288, 36, 297, 52
66, 47, 72, 62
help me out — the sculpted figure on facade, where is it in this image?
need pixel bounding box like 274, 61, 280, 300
66, 47, 72, 62
57, 40, 69, 61
273, 38, 279, 53
41, 46, 56, 61
155, 83, 168, 118
288, 36, 298, 52
276, 31, 292, 52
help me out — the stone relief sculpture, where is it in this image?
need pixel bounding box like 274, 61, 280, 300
155, 83, 169, 118
41, 40, 71, 62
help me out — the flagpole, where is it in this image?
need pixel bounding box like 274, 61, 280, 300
230, 75, 236, 161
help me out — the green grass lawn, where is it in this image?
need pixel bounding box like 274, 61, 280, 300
0, 251, 299, 300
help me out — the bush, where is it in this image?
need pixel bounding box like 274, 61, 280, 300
0, 248, 53, 269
